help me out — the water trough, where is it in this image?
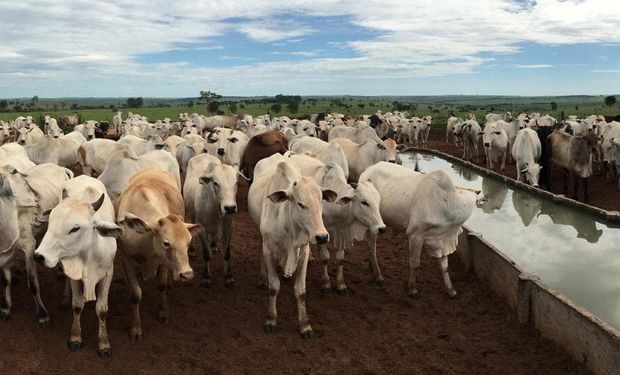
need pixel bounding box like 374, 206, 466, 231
402, 149, 620, 374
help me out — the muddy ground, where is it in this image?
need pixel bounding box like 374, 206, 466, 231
426, 128, 620, 212
0, 176, 590, 375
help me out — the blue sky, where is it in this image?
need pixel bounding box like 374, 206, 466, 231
0, 0, 619, 97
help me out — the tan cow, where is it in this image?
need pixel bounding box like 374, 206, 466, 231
117, 170, 203, 340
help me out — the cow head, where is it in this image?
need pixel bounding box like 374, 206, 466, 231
341, 181, 386, 235
520, 162, 542, 187
34, 192, 122, 271
119, 213, 203, 282
199, 163, 238, 215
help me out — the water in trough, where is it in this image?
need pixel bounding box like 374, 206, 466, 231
403, 151, 620, 330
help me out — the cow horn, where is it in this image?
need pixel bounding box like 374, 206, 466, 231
91, 193, 105, 211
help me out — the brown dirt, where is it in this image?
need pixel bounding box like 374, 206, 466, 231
426, 129, 620, 212
0, 179, 590, 375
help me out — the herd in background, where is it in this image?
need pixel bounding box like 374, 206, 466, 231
0, 108, 487, 358
445, 111, 620, 201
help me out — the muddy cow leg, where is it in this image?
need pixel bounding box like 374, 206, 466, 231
438, 256, 457, 298
0, 267, 12, 320
200, 230, 213, 287
406, 236, 424, 299
96, 269, 113, 358
121, 255, 142, 340
156, 265, 170, 324
318, 243, 331, 291
222, 215, 235, 288
263, 244, 280, 333
68, 279, 84, 351
366, 233, 384, 286
335, 245, 347, 293
295, 245, 313, 339
23, 243, 50, 326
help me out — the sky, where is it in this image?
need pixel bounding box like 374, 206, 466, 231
1, 0, 619, 98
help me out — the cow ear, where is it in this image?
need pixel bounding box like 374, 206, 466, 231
186, 223, 204, 237
322, 189, 338, 202
91, 193, 105, 212
267, 190, 289, 203
199, 176, 212, 185
94, 221, 123, 239
376, 142, 385, 150
0, 176, 13, 198
61, 189, 69, 200
118, 213, 151, 233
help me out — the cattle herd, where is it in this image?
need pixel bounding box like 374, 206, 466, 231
444, 111, 620, 201
13, 108, 605, 359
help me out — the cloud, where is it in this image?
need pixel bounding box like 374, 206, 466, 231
0, 0, 619, 96
591, 69, 620, 73
515, 64, 554, 69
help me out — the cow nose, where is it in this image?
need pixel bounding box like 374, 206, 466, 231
224, 205, 237, 214
19, 140, 25, 145
34, 253, 45, 264
217, 148, 225, 155
87, 135, 93, 140
315, 234, 329, 244
378, 226, 386, 235
179, 270, 194, 282
53, 135, 59, 139
388, 160, 396, 163
484, 142, 490, 147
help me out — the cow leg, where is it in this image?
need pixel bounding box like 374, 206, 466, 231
406, 236, 424, 299
222, 216, 235, 288
68, 279, 84, 351
23, 244, 50, 326
583, 177, 590, 202
62, 277, 71, 307
156, 265, 170, 324
500, 153, 506, 172
335, 245, 347, 293
0, 267, 11, 320
263, 245, 280, 333
257, 259, 267, 289
295, 245, 313, 339
318, 243, 332, 292
438, 256, 457, 298
572, 172, 579, 200
121, 256, 142, 340
96, 270, 113, 358
200, 231, 213, 287
365, 233, 384, 286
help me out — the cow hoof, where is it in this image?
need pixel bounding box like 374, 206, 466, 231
263, 323, 277, 334
408, 291, 420, 300
225, 278, 236, 289
375, 279, 385, 288
97, 347, 112, 358
200, 278, 212, 288
336, 287, 348, 295
38, 316, 52, 327
129, 328, 143, 341
0, 311, 9, 320
158, 312, 169, 324
448, 290, 459, 299
300, 330, 315, 341
67, 340, 83, 351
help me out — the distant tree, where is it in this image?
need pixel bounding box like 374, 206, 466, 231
287, 101, 299, 114
216, 109, 225, 115
53, 103, 59, 110
270, 103, 282, 114
605, 95, 617, 108
31, 95, 39, 109
207, 100, 220, 115
199, 90, 222, 106
60, 102, 67, 110
70, 103, 79, 110
0, 100, 7, 111
188, 101, 194, 108
228, 102, 238, 114
358, 103, 365, 108
239, 103, 245, 109
575, 105, 579, 111
550, 102, 558, 111
126, 97, 144, 108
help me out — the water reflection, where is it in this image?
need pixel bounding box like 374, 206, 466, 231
451, 163, 478, 182
480, 177, 507, 214
511, 189, 542, 226
538, 200, 603, 243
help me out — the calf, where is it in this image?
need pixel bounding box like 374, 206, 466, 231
481, 122, 508, 171
117, 170, 203, 340
34, 176, 121, 357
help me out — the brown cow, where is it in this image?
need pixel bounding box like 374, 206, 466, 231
116, 169, 203, 340
60, 112, 81, 129
241, 130, 289, 182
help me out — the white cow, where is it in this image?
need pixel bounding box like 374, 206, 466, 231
78, 139, 132, 177
481, 122, 508, 171
183, 154, 238, 287
25, 132, 86, 168
112, 111, 123, 134
446, 116, 463, 146
459, 120, 481, 162
0, 159, 72, 324
44, 116, 64, 138
248, 156, 336, 339
176, 134, 205, 176
290, 137, 350, 179
512, 128, 542, 187
118, 134, 166, 156
74, 121, 98, 141
485, 112, 512, 122
328, 123, 384, 145
34, 176, 121, 357
359, 162, 483, 298
17, 125, 44, 145
330, 138, 398, 181
98, 149, 181, 204
204, 128, 249, 170
0, 142, 28, 159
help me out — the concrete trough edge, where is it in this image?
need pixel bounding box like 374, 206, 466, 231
404, 147, 620, 223
457, 226, 620, 374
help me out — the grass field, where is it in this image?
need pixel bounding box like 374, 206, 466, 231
1, 96, 618, 130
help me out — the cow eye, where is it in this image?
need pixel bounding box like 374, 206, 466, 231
213, 181, 219, 188
68, 226, 80, 234
163, 240, 171, 249
361, 200, 369, 207
297, 202, 306, 209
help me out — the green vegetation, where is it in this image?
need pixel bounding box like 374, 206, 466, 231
0, 94, 618, 130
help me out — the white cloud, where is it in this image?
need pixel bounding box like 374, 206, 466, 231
591, 70, 620, 73
0, 0, 619, 96
515, 64, 554, 69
